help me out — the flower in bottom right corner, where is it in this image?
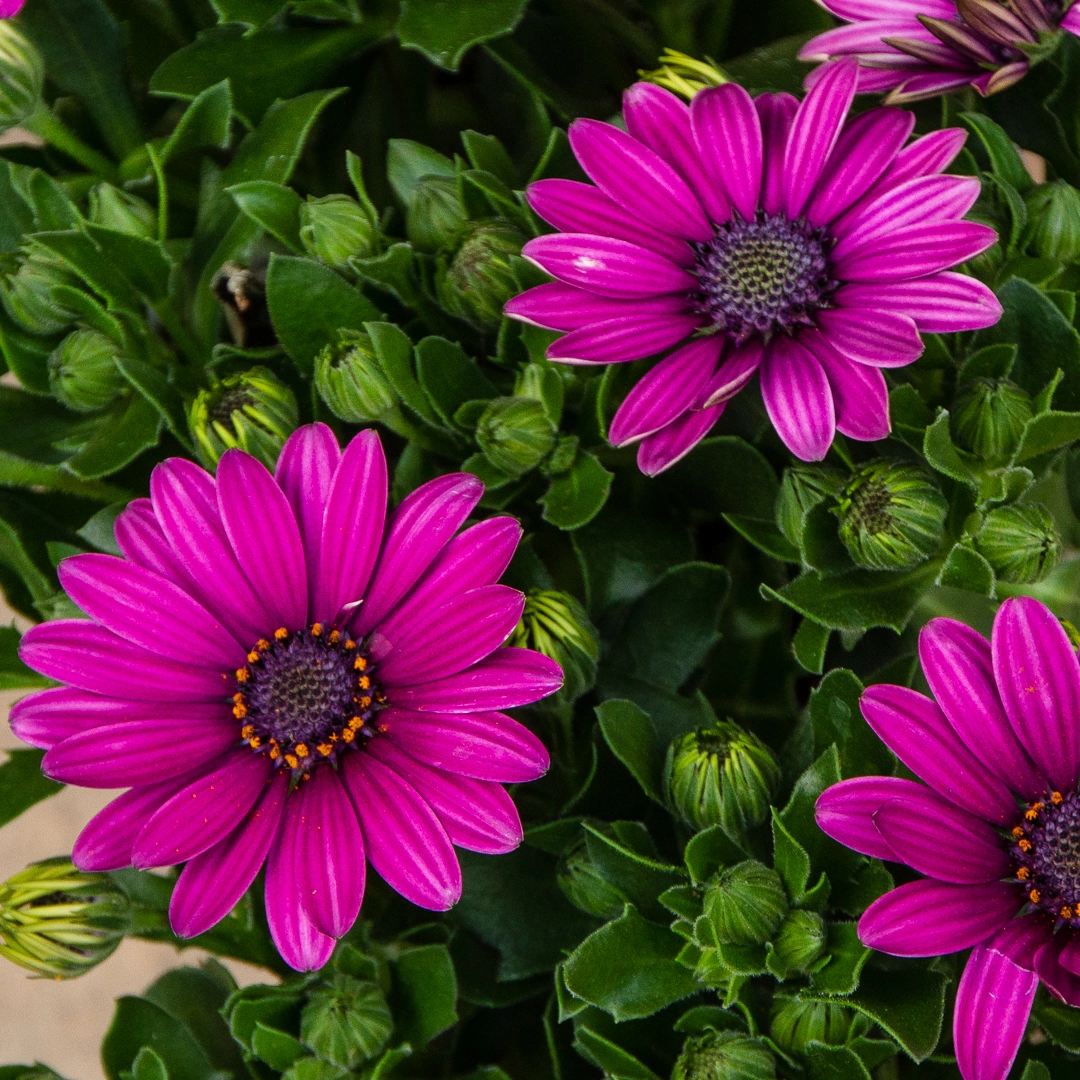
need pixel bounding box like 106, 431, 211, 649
815, 595, 1080, 1080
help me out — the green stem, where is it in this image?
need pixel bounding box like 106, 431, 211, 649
23, 106, 119, 183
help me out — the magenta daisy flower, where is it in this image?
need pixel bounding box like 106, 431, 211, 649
815, 596, 1080, 1080
505, 60, 1001, 473
801, 0, 1080, 103
10, 424, 561, 972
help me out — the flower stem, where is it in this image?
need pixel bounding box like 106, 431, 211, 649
23, 106, 119, 183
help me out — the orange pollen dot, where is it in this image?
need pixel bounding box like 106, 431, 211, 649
249, 736, 261, 749
285, 754, 298, 768
342, 728, 356, 743
345, 640, 356, 650
233, 703, 248, 719
329, 630, 341, 645
241, 725, 255, 739
311, 623, 323, 636
236, 668, 249, 682
1030, 889, 1041, 903
257, 639, 270, 651
1053, 791, 1065, 805
1017, 867, 1031, 880
354, 656, 367, 670
317, 743, 333, 757
1019, 839, 1033, 852
1012, 826, 1025, 839
232, 692, 245, 704
1026, 803, 1044, 820
349, 716, 364, 729
358, 675, 371, 690
274, 627, 288, 640
1064, 906, 1074, 919
295, 744, 309, 758
269, 746, 281, 760
247, 651, 260, 663
358, 696, 372, 709
378, 723, 389, 733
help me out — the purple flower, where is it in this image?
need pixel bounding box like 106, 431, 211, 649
801, 0, 1080, 104
505, 60, 1001, 473
816, 596, 1080, 1080
11, 424, 561, 971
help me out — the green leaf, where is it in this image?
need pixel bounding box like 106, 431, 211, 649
1032, 988, 1080, 1050
722, 32, 821, 94
32, 231, 142, 316
793, 618, 830, 674
809, 922, 870, 996
540, 451, 613, 530
0, 163, 36, 254
683, 825, 747, 885
1016, 408, 1080, 461
397, 0, 529, 71
572, 1026, 663, 1080
0, 624, 50, 689
809, 669, 892, 780
83, 225, 173, 302
63, 394, 162, 480
724, 514, 800, 563
0, 749, 63, 828
846, 965, 947, 1062
961, 113, 1034, 193
386, 140, 455, 209
562, 906, 699, 1021
937, 544, 995, 596
663, 436, 780, 520
922, 411, 974, 487
160, 81, 233, 163
462, 131, 518, 187
414, 336, 497, 425
805, 1044, 872, 1080
392, 944, 458, 1048
1020, 1063, 1052, 1080
958, 342, 1017, 382
252, 1025, 308, 1072
223, 983, 306, 1051
124, 1047, 168, 1080
228, 181, 304, 252
582, 822, 686, 921
595, 699, 663, 803
266, 255, 381, 375
116, 357, 190, 446
102, 997, 216, 1080
771, 809, 810, 900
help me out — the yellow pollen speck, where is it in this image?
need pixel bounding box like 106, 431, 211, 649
329, 630, 340, 645
1017, 867, 1031, 880
285, 754, 298, 768
257, 639, 270, 651
345, 640, 356, 650
247, 651, 260, 663
233, 703, 248, 719
269, 746, 281, 760
1053, 791, 1065, 805
1012, 826, 1025, 839
1019, 839, 1033, 852
317, 743, 332, 757
295, 744, 309, 758
236, 668, 249, 682
311, 623, 323, 636
1030, 889, 1041, 903
241, 725, 255, 739
249, 736, 261, 749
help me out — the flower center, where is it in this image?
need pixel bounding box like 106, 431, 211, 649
232, 624, 384, 775
1012, 790, 1080, 926
692, 213, 834, 340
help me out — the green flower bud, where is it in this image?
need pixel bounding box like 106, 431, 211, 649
300, 195, 377, 271
974, 503, 1061, 584
188, 367, 298, 472
0, 22, 44, 130
703, 861, 787, 946
835, 460, 947, 570
1, 249, 81, 335
1025, 180, 1080, 263
88, 184, 157, 239
770, 910, 827, 974
407, 175, 467, 253
664, 722, 780, 839
556, 836, 627, 919
775, 465, 845, 547
671, 1031, 776, 1080
314, 331, 398, 424
951, 378, 1033, 462
48, 329, 126, 413
475, 396, 557, 478
436, 223, 524, 331
639, 49, 727, 101
0, 857, 129, 979
769, 998, 859, 1057
300, 974, 392, 1067
509, 589, 598, 704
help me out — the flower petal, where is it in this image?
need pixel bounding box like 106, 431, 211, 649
858, 880, 1023, 957
992, 596, 1080, 792
756, 93, 799, 217
546, 313, 702, 366
9, 687, 177, 750
113, 498, 187, 586
805, 331, 891, 441
691, 83, 763, 221
835, 273, 1003, 333
815, 776, 925, 860
636, 403, 724, 476
880, 127, 967, 187
833, 222, 998, 282
1035, 932, 1080, 1008
505, 282, 690, 332
817, 307, 923, 368
759, 337, 836, 461
696, 340, 763, 409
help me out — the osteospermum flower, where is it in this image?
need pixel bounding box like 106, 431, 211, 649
816, 597, 1080, 1080
801, 0, 1080, 103
11, 425, 561, 971
505, 60, 1001, 473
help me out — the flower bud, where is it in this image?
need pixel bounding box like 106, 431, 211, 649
300, 195, 377, 271
775, 465, 845, 547
436, 223, 524, 331
314, 331, 398, 425
973, 503, 1061, 584
407, 175, 467, 253
770, 910, 827, 974
556, 836, 627, 919
188, 366, 298, 471
1, 248, 80, 335
1025, 180, 1080, 263
664, 722, 780, 840
703, 861, 787, 946
48, 329, 127, 413
639, 48, 727, 101
509, 589, 598, 704
0, 857, 129, 979
0, 22, 44, 130
950, 377, 1032, 462
835, 460, 947, 570
769, 998, 858, 1056
475, 396, 557, 478
88, 184, 157, 239
671, 1031, 776, 1080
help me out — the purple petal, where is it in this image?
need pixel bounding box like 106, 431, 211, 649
342, 752, 461, 910
889, 72, 983, 104
622, 81, 730, 224
265, 794, 336, 972
1060, 934, 1080, 977
919, 617, 1044, 800
371, 585, 524, 686
835, 273, 1003, 332
216, 449, 308, 632
817, 307, 923, 368
696, 340, 763, 409
314, 428, 387, 625
806, 107, 914, 226
382, 707, 549, 782
169, 773, 288, 939
113, 499, 187, 586
859, 684, 1019, 824
783, 58, 859, 218
1035, 933, 1080, 1008
275, 423, 341, 614
834, 221, 998, 282
9, 688, 171, 750
526, 179, 694, 265
823, 0, 956, 17
1063, 4, 1080, 34
522, 234, 696, 299
815, 776, 925, 860
804, 331, 891, 441
568, 118, 712, 242
387, 647, 562, 713
19, 620, 232, 702
880, 128, 968, 187
353, 474, 483, 636
505, 282, 690, 332
132, 752, 272, 869
58, 553, 245, 669
954, 942, 1039, 1080
798, 19, 932, 60
547, 313, 702, 366
858, 880, 1022, 957
294, 767, 365, 939
43, 708, 236, 787
759, 337, 836, 462
992, 596, 1080, 792
608, 337, 722, 446
873, 793, 1010, 884
691, 83, 763, 221
636, 403, 724, 476
756, 93, 799, 217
